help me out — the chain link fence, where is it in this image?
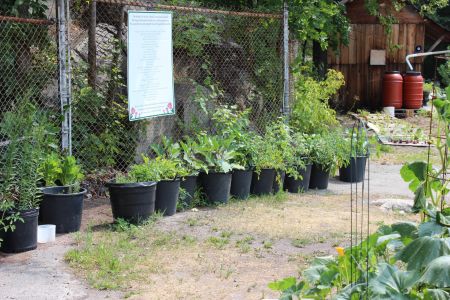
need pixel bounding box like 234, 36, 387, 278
69, 0, 286, 172
0, 13, 60, 150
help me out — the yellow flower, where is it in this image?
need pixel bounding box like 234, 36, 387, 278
335, 247, 345, 257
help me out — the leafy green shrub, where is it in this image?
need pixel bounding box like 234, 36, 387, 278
309, 130, 348, 173
212, 105, 257, 169
290, 69, 345, 134
119, 156, 188, 183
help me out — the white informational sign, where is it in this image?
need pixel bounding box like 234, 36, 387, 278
127, 11, 175, 121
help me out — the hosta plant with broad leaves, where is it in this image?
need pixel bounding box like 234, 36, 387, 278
194, 133, 243, 174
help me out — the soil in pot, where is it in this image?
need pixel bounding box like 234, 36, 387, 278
40, 186, 87, 233
230, 169, 253, 200
339, 156, 367, 183
107, 182, 157, 224
200, 172, 232, 204
273, 170, 285, 193
284, 164, 312, 193
251, 168, 276, 196
309, 164, 330, 190
180, 175, 198, 207
0, 208, 39, 253
155, 179, 180, 216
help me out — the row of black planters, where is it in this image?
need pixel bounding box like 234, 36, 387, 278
0, 157, 367, 253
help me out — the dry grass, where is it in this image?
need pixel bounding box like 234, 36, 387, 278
66, 191, 418, 299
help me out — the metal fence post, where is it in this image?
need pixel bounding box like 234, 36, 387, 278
282, 0, 290, 118
56, 0, 72, 154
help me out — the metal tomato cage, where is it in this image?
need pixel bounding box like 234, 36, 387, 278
349, 119, 370, 296
425, 54, 450, 211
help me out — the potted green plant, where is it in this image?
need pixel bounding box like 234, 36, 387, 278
309, 131, 348, 190
39, 154, 86, 233
265, 120, 291, 193
107, 156, 158, 224
179, 138, 205, 206
212, 106, 255, 200
195, 133, 243, 204
152, 156, 188, 216
284, 133, 311, 193
0, 102, 49, 253
251, 134, 283, 196
339, 127, 369, 183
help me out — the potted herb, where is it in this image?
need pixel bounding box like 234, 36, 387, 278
107, 156, 158, 224
0, 102, 48, 253
179, 138, 205, 206
309, 131, 348, 190
212, 106, 255, 200
152, 157, 188, 216
284, 133, 312, 193
339, 127, 369, 183
251, 134, 283, 196
196, 133, 243, 204
265, 120, 291, 193
39, 154, 86, 233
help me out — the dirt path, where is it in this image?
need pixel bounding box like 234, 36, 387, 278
0, 162, 416, 300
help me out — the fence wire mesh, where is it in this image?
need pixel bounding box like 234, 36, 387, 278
0, 14, 59, 151
69, 0, 286, 172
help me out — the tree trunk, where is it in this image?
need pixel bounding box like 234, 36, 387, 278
88, 0, 97, 88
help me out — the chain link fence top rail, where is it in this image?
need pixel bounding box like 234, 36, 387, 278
68, 0, 285, 172
0, 8, 59, 157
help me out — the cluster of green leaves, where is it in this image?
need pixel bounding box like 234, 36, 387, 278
308, 130, 349, 174
342, 126, 370, 159
194, 133, 243, 173
400, 86, 450, 213
270, 219, 450, 299
39, 154, 84, 191
212, 106, 258, 169
71, 46, 139, 171
290, 69, 345, 134
0, 101, 56, 245
119, 155, 189, 183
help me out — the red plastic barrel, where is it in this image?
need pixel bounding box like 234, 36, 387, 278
403, 71, 423, 109
382, 71, 403, 109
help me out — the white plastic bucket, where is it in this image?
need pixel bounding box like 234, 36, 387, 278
383, 106, 395, 117
37, 224, 56, 243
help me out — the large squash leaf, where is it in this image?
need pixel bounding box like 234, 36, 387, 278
395, 236, 450, 271
369, 263, 419, 299
424, 289, 450, 300
418, 221, 446, 237
419, 256, 450, 288
391, 222, 418, 239
400, 162, 428, 193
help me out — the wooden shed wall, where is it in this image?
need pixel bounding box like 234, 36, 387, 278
328, 1, 425, 110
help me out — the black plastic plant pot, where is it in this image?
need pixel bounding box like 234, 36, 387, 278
273, 170, 286, 193
230, 169, 253, 200
180, 175, 198, 207
339, 156, 367, 183
0, 208, 39, 253
40, 186, 87, 233
107, 182, 157, 224
309, 164, 330, 190
284, 164, 312, 193
155, 179, 181, 216
251, 168, 276, 196
200, 172, 232, 204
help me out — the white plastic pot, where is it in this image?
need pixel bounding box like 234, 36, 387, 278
37, 224, 56, 243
